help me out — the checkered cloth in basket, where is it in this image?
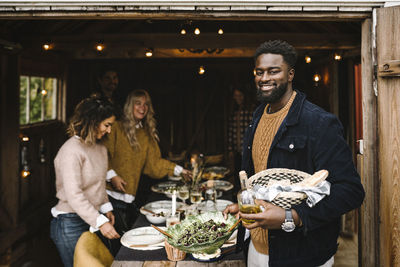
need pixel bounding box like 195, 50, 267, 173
247, 168, 329, 209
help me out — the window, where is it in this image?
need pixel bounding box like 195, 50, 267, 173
20, 75, 58, 125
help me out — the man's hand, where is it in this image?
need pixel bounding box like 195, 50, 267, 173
181, 169, 192, 182
99, 222, 120, 239
105, 211, 115, 225
111, 176, 127, 193
239, 200, 286, 230
223, 203, 240, 220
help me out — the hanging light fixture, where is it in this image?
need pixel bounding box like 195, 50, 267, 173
218, 28, 224, 35
145, 48, 153, 57
313, 73, 321, 82
41, 89, 48, 96
305, 56, 311, 64
198, 66, 205, 75
180, 29, 187, 35
194, 28, 200, 35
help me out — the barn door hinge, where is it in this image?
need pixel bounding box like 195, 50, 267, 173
378, 60, 400, 77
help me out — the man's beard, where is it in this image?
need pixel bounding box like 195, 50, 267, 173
256, 82, 288, 104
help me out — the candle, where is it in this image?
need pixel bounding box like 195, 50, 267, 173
172, 190, 177, 215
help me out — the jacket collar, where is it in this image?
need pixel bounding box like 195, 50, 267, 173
284, 89, 306, 126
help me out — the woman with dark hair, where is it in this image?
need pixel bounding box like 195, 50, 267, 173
102, 89, 191, 234
50, 96, 120, 267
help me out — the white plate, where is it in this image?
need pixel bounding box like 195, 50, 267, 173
197, 199, 233, 212
140, 200, 183, 214
222, 229, 238, 248
120, 226, 166, 250
151, 181, 181, 194
168, 175, 182, 181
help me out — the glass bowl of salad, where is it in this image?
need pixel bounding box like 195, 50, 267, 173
165, 211, 238, 254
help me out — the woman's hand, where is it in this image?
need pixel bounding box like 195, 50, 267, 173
181, 169, 192, 182
99, 222, 120, 239
111, 176, 127, 193
105, 211, 115, 225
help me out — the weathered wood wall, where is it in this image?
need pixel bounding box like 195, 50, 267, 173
360, 18, 379, 267
377, 5, 400, 267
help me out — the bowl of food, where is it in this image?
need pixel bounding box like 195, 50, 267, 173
140, 200, 183, 224
165, 211, 238, 254
143, 208, 169, 224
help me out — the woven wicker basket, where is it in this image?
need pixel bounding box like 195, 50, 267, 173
247, 168, 311, 209
164, 240, 186, 261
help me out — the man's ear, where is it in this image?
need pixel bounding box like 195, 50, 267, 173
288, 68, 295, 82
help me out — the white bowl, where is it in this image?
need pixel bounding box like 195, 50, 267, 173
143, 208, 170, 224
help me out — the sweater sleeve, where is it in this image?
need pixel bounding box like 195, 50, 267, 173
102, 123, 118, 172
55, 149, 102, 228
143, 135, 175, 178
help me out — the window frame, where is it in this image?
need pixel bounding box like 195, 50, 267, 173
19, 74, 64, 128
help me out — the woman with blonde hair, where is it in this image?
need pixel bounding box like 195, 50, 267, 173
50, 96, 120, 267
102, 89, 190, 235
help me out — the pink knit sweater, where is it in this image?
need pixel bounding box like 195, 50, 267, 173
53, 136, 109, 228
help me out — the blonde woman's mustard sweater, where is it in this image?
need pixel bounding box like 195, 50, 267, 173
102, 121, 175, 196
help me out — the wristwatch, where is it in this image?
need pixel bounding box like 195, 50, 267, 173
281, 209, 296, 232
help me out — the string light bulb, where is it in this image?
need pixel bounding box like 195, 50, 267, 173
334, 53, 342, 61
145, 49, 153, 57
41, 89, 48, 96
180, 29, 186, 35
96, 44, 105, 51
305, 56, 311, 64
21, 169, 31, 178
313, 73, 321, 82
198, 66, 205, 75
194, 28, 200, 35
42, 43, 52, 51
218, 28, 224, 35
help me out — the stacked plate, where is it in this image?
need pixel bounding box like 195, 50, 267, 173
120, 227, 166, 250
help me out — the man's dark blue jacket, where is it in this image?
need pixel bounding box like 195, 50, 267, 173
242, 90, 365, 267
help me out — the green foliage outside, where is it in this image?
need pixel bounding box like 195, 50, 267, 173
19, 75, 57, 125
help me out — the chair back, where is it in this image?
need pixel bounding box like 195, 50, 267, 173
74, 231, 114, 267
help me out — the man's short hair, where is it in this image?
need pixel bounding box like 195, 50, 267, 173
254, 40, 297, 69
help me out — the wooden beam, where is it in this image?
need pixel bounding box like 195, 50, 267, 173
0, 11, 371, 21
20, 33, 360, 50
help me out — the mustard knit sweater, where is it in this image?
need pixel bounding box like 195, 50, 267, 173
251, 91, 296, 255
102, 121, 176, 196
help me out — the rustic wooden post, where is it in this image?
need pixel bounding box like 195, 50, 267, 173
359, 17, 380, 267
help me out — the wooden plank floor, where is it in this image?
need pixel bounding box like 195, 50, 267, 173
334, 235, 358, 267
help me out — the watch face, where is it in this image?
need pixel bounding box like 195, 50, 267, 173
282, 221, 296, 232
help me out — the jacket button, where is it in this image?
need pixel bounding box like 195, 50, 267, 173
249, 124, 252, 128
248, 146, 251, 150
289, 143, 294, 149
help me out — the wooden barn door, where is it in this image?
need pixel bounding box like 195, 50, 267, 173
376, 5, 400, 267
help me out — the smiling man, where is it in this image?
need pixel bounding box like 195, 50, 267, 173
224, 40, 365, 267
